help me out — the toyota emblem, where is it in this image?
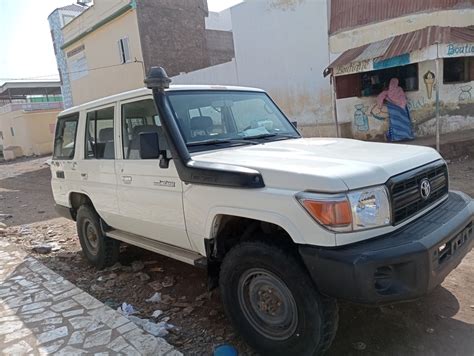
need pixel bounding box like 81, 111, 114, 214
420, 178, 431, 200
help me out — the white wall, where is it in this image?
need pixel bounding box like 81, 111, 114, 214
206, 9, 232, 31
174, 0, 334, 136
172, 59, 239, 85
230, 0, 332, 128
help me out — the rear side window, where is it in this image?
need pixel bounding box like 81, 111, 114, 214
53, 114, 79, 160
121, 99, 165, 160
85, 107, 115, 159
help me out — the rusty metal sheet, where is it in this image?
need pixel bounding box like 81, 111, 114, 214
329, 0, 472, 34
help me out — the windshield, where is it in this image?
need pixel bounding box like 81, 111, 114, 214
166, 90, 299, 149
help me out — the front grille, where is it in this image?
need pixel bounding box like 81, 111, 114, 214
387, 160, 448, 225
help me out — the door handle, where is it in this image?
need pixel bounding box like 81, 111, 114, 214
80, 173, 88, 180
122, 175, 132, 184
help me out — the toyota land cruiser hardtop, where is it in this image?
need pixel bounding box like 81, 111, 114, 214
51, 68, 474, 355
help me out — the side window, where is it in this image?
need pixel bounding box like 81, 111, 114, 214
85, 107, 115, 159
53, 114, 79, 160
122, 99, 166, 160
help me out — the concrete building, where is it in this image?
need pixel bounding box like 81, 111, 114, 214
54, 0, 235, 106
48, 4, 86, 109
173, 0, 336, 137
325, 0, 474, 141
0, 82, 63, 160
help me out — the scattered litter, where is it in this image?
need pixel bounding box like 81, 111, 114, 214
151, 310, 163, 318
214, 344, 238, 356
127, 314, 174, 338
131, 260, 145, 272
196, 292, 212, 301
32, 244, 52, 254
426, 327, 435, 334
150, 267, 164, 273
162, 276, 175, 288
143, 320, 174, 337
144, 260, 159, 265
19, 225, 32, 236
0, 214, 13, 221
146, 292, 162, 303
470, 305, 474, 310
117, 302, 137, 316
0, 222, 7, 229
352, 341, 367, 351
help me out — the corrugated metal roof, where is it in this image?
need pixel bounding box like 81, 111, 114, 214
326, 26, 474, 73
330, 0, 472, 34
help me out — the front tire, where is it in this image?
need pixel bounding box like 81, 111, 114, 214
219, 241, 338, 356
76, 205, 119, 269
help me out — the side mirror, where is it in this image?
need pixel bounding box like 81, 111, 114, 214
291, 121, 298, 129
139, 132, 160, 159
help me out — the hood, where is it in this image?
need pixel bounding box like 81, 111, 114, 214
191, 138, 442, 191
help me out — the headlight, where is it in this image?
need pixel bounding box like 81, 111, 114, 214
296, 186, 391, 232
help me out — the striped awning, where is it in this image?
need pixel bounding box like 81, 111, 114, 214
324, 26, 474, 76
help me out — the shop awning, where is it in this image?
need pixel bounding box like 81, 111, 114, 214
324, 26, 474, 77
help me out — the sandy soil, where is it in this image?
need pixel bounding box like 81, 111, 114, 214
0, 155, 473, 355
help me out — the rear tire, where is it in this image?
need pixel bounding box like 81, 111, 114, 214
76, 205, 119, 269
219, 241, 338, 356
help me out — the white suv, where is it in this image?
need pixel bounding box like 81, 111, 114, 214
51, 67, 474, 355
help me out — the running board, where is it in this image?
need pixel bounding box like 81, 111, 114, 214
106, 229, 206, 267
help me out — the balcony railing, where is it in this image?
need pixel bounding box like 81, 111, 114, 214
0, 102, 64, 114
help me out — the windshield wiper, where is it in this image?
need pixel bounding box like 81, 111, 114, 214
242, 133, 299, 140
187, 138, 259, 147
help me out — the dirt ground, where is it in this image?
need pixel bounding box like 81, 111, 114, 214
0, 155, 473, 355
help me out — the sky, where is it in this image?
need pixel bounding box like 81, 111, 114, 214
0, 0, 243, 84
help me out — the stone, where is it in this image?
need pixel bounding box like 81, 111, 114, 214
83, 329, 112, 348
38, 340, 65, 354
108, 336, 129, 352
352, 341, 367, 351
51, 299, 79, 312
62, 308, 84, 318
136, 272, 151, 281
36, 326, 68, 345
68, 330, 86, 345
148, 280, 163, 291
116, 322, 137, 334
21, 301, 52, 312
0, 321, 23, 335
4, 328, 32, 343
2, 340, 33, 354
55, 346, 87, 355
73, 292, 103, 310
32, 245, 52, 254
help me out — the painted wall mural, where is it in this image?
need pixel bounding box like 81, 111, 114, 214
423, 70, 435, 99
370, 104, 389, 121
459, 85, 472, 102
353, 104, 369, 131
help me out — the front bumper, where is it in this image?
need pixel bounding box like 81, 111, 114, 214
299, 191, 474, 305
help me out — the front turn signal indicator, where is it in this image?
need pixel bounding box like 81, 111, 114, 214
301, 199, 352, 227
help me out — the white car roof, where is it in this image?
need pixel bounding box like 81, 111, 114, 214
59, 85, 265, 117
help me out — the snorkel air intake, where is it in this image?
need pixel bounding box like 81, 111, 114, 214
145, 67, 264, 188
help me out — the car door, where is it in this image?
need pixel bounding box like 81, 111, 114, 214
75, 104, 121, 226
113, 97, 191, 250
51, 113, 81, 208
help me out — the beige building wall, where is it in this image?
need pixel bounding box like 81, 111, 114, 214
0, 110, 59, 159
63, 3, 144, 106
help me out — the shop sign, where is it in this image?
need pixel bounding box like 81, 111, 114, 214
373, 53, 410, 70
334, 59, 371, 76
443, 43, 474, 57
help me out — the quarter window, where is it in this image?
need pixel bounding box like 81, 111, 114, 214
53, 114, 79, 160
85, 107, 115, 159
122, 99, 165, 160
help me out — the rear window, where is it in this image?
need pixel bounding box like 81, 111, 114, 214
53, 114, 79, 160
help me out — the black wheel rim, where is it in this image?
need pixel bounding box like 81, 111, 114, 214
83, 219, 100, 256
238, 268, 298, 340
